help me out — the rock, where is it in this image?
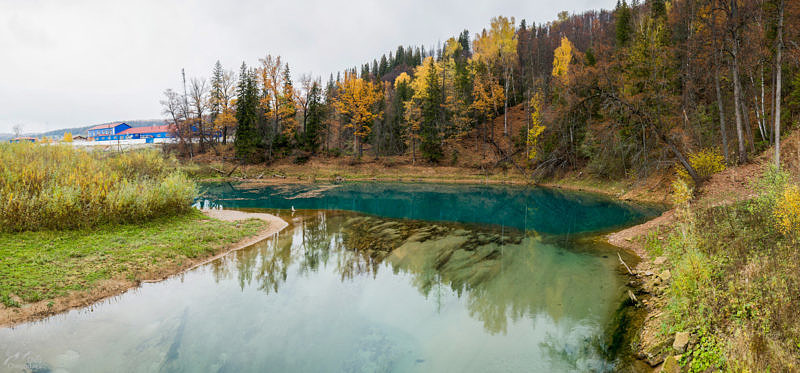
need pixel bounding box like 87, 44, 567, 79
644, 270, 654, 277
660, 270, 671, 282
659, 355, 681, 373
653, 256, 668, 265
673, 332, 690, 353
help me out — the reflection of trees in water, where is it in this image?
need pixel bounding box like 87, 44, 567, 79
299, 212, 383, 281
207, 232, 294, 294
336, 247, 381, 281
298, 211, 332, 275
209, 212, 616, 342
210, 213, 385, 294
376, 223, 613, 336
255, 238, 293, 294
537, 319, 613, 372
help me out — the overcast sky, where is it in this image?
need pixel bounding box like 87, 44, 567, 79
0, 0, 615, 134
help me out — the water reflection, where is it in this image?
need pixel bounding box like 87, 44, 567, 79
212, 210, 624, 340
1, 193, 641, 372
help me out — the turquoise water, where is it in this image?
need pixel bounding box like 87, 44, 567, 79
198, 182, 659, 234
0, 183, 658, 372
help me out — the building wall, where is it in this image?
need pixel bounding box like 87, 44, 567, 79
88, 123, 130, 138
93, 131, 173, 141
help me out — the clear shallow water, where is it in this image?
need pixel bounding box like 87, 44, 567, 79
1, 183, 658, 372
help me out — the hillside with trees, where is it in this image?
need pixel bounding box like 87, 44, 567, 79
161, 0, 799, 188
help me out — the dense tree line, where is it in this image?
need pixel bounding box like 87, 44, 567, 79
161, 0, 800, 182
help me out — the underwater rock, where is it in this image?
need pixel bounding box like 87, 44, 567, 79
406, 231, 432, 243
25, 361, 52, 373
340, 327, 401, 373
341, 215, 516, 292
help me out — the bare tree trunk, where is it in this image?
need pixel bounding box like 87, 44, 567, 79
503, 68, 509, 137
740, 88, 756, 153
353, 132, 358, 158
714, 56, 730, 163
751, 71, 767, 142
525, 90, 530, 160
181, 69, 193, 160
761, 65, 768, 140
412, 137, 417, 164
774, 0, 784, 167
732, 41, 747, 164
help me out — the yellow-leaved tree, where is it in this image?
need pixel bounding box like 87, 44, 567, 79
258, 54, 284, 158
526, 92, 546, 160
62, 132, 73, 142
278, 65, 298, 138
214, 108, 237, 144
469, 61, 505, 141
394, 72, 411, 88
408, 57, 442, 99
552, 36, 574, 83
472, 16, 518, 136
442, 38, 472, 140
334, 72, 383, 158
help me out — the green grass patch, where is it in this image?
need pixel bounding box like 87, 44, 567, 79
0, 210, 266, 305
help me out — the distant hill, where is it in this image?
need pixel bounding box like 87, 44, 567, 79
2, 120, 164, 141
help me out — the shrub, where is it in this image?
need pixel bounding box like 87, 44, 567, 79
677, 148, 726, 185
0, 143, 196, 232
293, 153, 310, 165
684, 332, 726, 372
672, 177, 693, 206
774, 184, 800, 239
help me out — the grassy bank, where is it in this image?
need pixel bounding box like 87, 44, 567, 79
0, 143, 195, 232
0, 144, 277, 325
638, 166, 800, 371
0, 210, 267, 309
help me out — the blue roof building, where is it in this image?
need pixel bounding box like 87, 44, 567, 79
88, 122, 131, 140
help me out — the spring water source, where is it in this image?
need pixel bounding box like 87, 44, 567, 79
1, 182, 659, 372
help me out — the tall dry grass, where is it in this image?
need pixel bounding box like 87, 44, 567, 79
0, 143, 196, 232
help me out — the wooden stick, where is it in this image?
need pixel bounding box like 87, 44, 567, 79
618, 252, 634, 275
628, 289, 638, 303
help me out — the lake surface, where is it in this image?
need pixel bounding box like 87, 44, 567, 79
1, 182, 658, 372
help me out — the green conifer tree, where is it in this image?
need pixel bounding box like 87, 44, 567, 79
234, 63, 261, 162
615, 0, 633, 47
420, 59, 443, 162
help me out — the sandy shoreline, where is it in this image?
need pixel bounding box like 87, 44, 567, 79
0, 210, 289, 328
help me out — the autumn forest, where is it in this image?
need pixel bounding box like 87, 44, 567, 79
160, 0, 798, 187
